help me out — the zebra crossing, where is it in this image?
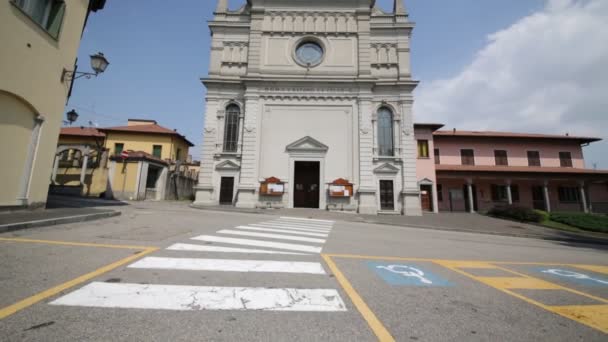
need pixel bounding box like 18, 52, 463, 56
50, 216, 347, 312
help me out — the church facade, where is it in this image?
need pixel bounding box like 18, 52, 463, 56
194, 0, 423, 216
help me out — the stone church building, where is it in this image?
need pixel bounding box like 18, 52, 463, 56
194, 0, 424, 215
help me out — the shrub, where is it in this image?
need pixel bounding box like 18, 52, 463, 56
487, 205, 544, 223
534, 210, 550, 223
549, 212, 608, 233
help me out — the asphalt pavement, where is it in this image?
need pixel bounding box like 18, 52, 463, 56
1, 201, 606, 341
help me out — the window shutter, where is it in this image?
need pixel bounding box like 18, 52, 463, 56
46, 1, 65, 38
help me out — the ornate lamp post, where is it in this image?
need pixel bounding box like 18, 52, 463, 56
66, 109, 79, 125
61, 52, 110, 83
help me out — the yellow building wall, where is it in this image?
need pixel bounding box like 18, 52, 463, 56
112, 161, 140, 196
0, 0, 91, 207
104, 132, 190, 162
55, 166, 109, 197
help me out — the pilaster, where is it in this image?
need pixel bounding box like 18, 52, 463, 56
358, 92, 376, 214
236, 90, 261, 208
193, 99, 220, 206
399, 99, 422, 216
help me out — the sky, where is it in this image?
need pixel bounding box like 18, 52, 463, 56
70, 0, 607, 167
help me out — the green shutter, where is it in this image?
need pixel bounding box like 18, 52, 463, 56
153, 145, 162, 158
115, 143, 124, 155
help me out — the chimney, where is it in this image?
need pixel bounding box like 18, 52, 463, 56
127, 119, 157, 126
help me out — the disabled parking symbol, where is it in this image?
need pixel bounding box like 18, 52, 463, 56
538, 268, 608, 287
368, 262, 452, 286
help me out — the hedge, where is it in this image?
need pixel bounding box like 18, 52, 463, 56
487, 205, 544, 223
549, 212, 608, 233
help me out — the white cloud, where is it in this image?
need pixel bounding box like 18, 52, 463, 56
414, 0, 608, 167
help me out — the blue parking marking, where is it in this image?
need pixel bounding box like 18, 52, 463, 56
367, 262, 452, 286
536, 267, 608, 287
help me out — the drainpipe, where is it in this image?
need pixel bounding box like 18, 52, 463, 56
17, 115, 45, 206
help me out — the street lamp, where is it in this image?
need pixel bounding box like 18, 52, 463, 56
66, 109, 79, 125
61, 52, 110, 83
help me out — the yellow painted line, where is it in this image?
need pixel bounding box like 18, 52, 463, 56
435, 260, 608, 334
323, 253, 438, 262
573, 265, 608, 275
550, 305, 608, 334
489, 264, 608, 303
324, 253, 607, 270
0, 237, 152, 250
0, 246, 158, 320
321, 254, 395, 342
475, 277, 561, 290
436, 261, 495, 269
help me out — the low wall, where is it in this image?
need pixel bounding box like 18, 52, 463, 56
54, 167, 108, 197
164, 172, 196, 200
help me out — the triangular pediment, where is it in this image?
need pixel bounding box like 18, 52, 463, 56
374, 163, 399, 174
418, 178, 434, 185
215, 160, 240, 170
286, 136, 328, 154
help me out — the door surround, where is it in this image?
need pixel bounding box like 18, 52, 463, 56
286, 136, 328, 209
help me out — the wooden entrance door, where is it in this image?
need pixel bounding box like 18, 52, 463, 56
293, 161, 320, 208
379, 180, 394, 210
219, 177, 234, 205
531, 186, 545, 210
420, 184, 433, 211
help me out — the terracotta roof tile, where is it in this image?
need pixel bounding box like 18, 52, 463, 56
99, 123, 194, 146
109, 150, 169, 166
59, 127, 105, 137
434, 130, 601, 143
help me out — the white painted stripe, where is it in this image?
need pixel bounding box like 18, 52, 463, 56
252, 223, 331, 233
268, 221, 333, 229
128, 256, 326, 274
191, 235, 322, 253
235, 226, 328, 237
50, 282, 347, 312
279, 216, 334, 223
166, 243, 310, 255
218, 230, 326, 244
271, 220, 333, 228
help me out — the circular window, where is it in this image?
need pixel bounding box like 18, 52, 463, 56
295, 41, 324, 67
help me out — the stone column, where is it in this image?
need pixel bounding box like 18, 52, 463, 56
579, 181, 589, 213
236, 90, 261, 208
467, 179, 475, 214
80, 154, 89, 185
51, 154, 60, 184
431, 183, 439, 214
543, 181, 551, 213
505, 180, 513, 205
357, 93, 376, 215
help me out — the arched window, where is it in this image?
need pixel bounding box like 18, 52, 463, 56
223, 104, 240, 152
377, 107, 394, 156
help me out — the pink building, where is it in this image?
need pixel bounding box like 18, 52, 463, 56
414, 124, 608, 214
